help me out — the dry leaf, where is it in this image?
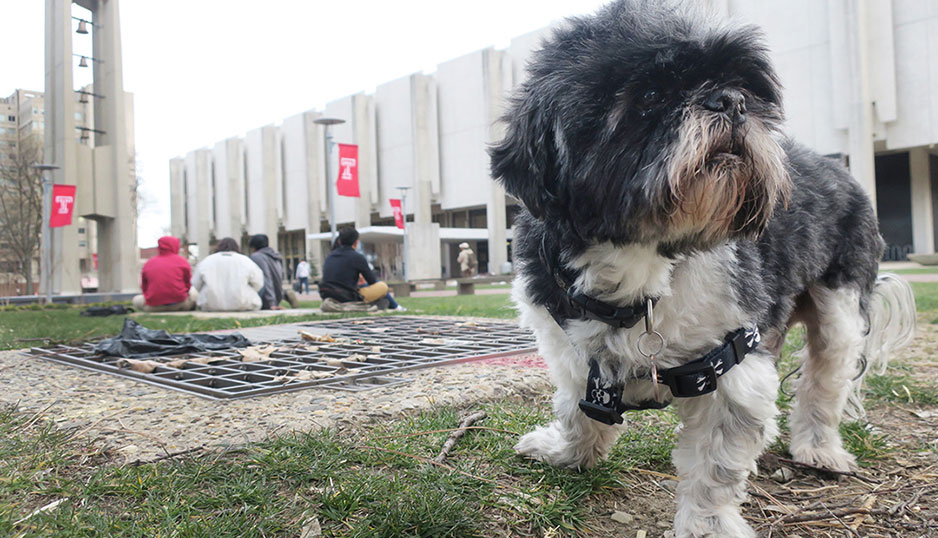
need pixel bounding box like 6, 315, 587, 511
367, 327, 390, 333
298, 514, 322, 538
165, 356, 226, 368
325, 358, 345, 367
346, 354, 367, 362
371, 346, 381, 352
421, 338, 446, 345
456, 321, 478, 327
237, 345, 279, 362
116, 359, 163, 373
273, 369, 334, 383
299, 331, 337, 343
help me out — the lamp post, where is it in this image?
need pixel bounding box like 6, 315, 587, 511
313, 117, 346, 247
395, 186, 412, 281
32, 164, 60, 304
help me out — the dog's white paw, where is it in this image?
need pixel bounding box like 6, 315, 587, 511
790, 444, 857, 473
515, 424, 597, 470
674, 509, 756, 538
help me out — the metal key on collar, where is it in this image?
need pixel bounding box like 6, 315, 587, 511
636, 298, 665, 399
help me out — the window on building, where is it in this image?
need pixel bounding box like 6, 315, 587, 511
78, 241, 87, 247
6, 116, 13, 122
75, 112, 82, 121
78, 227, 86, 234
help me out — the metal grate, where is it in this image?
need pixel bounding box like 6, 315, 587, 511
28, 317, 536, 400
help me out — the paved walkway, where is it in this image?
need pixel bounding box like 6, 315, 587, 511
1, 315, 549, 462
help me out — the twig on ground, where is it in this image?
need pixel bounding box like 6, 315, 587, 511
11, 400, 58, 433
66, 408, 128, 442
128, 445, 206, 467
776, 457, 878, 484
357, 444, 511, 488
434, 411, 486, 464
779, 506, 872, 525
374, 425, 519, 440
848, 495, 876, 531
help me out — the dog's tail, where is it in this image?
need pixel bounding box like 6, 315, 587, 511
847, 273, 917, 418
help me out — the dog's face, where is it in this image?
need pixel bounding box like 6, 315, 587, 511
491, 1, 792, 250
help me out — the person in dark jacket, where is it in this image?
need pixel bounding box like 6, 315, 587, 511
248, 234, 285, 310
319, 227, 403, 311
132, 235, 197, 312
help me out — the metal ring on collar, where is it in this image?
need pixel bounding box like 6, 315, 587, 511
637, 330, 665, 358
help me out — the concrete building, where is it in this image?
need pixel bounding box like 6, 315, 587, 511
171, 1, 938, 279
711, 0, 938, 260
0, 88, 100, 295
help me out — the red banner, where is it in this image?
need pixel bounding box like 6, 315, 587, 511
336, 143, 360, 197
389, 198, 404, 229
49, 184, 76, 228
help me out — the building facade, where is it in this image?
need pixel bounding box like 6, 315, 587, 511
171, 1, 938, 281
0, 88, 101, 295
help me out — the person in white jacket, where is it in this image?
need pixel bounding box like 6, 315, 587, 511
191, 238, 264, 311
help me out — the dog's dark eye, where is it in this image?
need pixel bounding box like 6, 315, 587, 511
641, 90, 660, 104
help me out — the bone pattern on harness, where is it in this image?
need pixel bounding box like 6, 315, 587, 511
538, 237, 761, 423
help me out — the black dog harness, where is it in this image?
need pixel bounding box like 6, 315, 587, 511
538, 238, 761, 425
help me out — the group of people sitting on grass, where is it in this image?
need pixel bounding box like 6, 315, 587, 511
131, 227, 401, 313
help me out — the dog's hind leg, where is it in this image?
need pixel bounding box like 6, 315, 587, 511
515, 383, 623, 469
788, 284, 865, 472
672, 352, 779, 538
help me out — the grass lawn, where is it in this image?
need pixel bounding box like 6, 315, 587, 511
0, 281, 934, 536
0, 294, 515, 351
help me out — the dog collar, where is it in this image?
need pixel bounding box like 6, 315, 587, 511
539, 237, 657, 329
578, 327, 761, 424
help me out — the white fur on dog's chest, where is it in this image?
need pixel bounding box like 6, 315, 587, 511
563, 242, 750, 375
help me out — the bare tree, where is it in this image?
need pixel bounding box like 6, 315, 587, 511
0, 135, 44, 294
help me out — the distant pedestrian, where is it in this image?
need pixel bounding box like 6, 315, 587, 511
457, 242, 477, 278
295, 259, 311, 294
191, 238, 264, 311
132, 235, 197, 312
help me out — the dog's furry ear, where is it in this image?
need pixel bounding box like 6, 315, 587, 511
489, 100, 562, 220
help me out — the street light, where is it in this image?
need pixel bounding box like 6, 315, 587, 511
395, 186, 412, 281
32, 163, 60, 304
313, 117, 345, 246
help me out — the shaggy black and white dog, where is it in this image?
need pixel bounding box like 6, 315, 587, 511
490, 2, 916, 536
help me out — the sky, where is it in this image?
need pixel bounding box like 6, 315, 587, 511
3, 0, 611, 248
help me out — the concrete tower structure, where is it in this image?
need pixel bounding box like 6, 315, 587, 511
44, 0, 137, 294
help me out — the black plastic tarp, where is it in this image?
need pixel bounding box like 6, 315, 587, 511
94, 318, 251, 358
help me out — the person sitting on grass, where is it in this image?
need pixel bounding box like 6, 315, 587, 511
318, 226, 404, 312
132, 235, 197, 312
191, 237, 264, 311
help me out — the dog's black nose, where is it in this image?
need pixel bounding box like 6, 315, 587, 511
704, 88, 746, 123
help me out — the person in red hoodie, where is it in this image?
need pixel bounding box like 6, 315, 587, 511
131, 236, 198, 312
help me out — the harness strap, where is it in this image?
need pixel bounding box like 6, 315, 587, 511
539, 237, 656, 330
577, 327, 761, 424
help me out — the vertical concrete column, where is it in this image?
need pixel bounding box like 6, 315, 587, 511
303, 112, 326, 273
484, 49, 509, 274
169, 158, 186, 239
44, 0, 82, 294
212, 138, 245, 241
910, 148, 934, 254
353, 95, 376, 230
842, 0, 878, 210
92, 0, 138, 292
406, 74, 442, 280
244, 126, 281, 252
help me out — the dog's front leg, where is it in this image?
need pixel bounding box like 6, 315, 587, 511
671, 352, 779, 538
515, 383, 624, 470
